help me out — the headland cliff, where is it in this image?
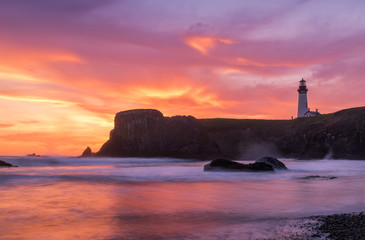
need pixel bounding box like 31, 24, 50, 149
95, 107, 365, 160
97, 109, 220, 159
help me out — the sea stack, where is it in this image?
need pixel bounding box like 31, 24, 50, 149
0, 160, 16, 167
97, 109, 220, 159
81, 147, 94, 157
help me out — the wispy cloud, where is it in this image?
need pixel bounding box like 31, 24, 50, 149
1, 0, 365, 155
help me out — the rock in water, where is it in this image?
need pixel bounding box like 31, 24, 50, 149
204, 159, 274, 172
205, 159, 245, 171
81, 147, 94, 157
256, 157, 287, 170
0, 160, 16, 167
97, 109, 220, 159
26, 153, 41, 157
300, 175, 337, 180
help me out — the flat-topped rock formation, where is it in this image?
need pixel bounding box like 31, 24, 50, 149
97, 109, 220, 159
91, 107, 365, 160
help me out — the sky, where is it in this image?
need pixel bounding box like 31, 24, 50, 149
1, 0, 365, 156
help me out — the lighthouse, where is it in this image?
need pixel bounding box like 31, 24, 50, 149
297, 78, 309, 118
297, 78, 321, 118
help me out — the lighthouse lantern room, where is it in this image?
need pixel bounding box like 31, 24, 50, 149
297, 78, 309, 118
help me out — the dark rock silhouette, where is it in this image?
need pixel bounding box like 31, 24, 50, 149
0, 160, 16, 167
95, 107, 365, 160
27, 153, 41, 157
257, 157, 287, 170
201, 107, 365, 159
300, 175, 337, 180
81, 146, 94, 157
204, 159, 274, 172
97, 109, 220, 159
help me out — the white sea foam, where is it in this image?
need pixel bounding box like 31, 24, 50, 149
0, 156, 364, 239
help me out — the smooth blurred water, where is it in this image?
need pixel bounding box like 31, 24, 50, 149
0, 156, 364, 239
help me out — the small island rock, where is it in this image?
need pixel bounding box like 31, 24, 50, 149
0, 160, 16, 167
256, 157, 287, 170
27, 153, 41, 157
204, 159, 273, 172
81, 147, 94, 157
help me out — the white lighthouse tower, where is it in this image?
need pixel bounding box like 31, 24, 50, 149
297, 78, 309, 118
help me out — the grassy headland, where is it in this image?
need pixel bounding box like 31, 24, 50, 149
200, 107, 365, 159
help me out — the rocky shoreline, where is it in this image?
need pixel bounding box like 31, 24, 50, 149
282, 212, 365, 240
310, 212, 365, 240
183, 212, 365, 240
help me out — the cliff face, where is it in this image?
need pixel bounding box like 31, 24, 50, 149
96, 107, 365, 160
97, 109, 220, 159
201, 107, 365, 159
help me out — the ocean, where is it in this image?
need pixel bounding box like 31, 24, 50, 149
0, 156, 364, 239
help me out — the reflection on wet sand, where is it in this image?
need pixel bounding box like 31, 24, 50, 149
0, 158, 364, 239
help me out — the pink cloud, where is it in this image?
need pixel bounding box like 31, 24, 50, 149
0, 123, 15, 128
1, 0, 365, 155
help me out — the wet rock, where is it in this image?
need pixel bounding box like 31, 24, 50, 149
300, 175, 337, 180
0, 160, 17, 167
204, 159, 274, 172
316, 212, 365, 240
256, 156, 288, 170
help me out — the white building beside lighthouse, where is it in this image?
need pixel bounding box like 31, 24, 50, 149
297, 78, 320, 118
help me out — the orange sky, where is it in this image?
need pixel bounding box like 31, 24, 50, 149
1, 0, 365, 156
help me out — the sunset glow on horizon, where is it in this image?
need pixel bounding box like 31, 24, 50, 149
1, 0, 365, 155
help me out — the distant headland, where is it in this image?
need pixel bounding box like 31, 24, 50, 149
85, 107, 365, 160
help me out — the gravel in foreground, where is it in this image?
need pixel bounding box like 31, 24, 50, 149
310, 212, 365, 240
